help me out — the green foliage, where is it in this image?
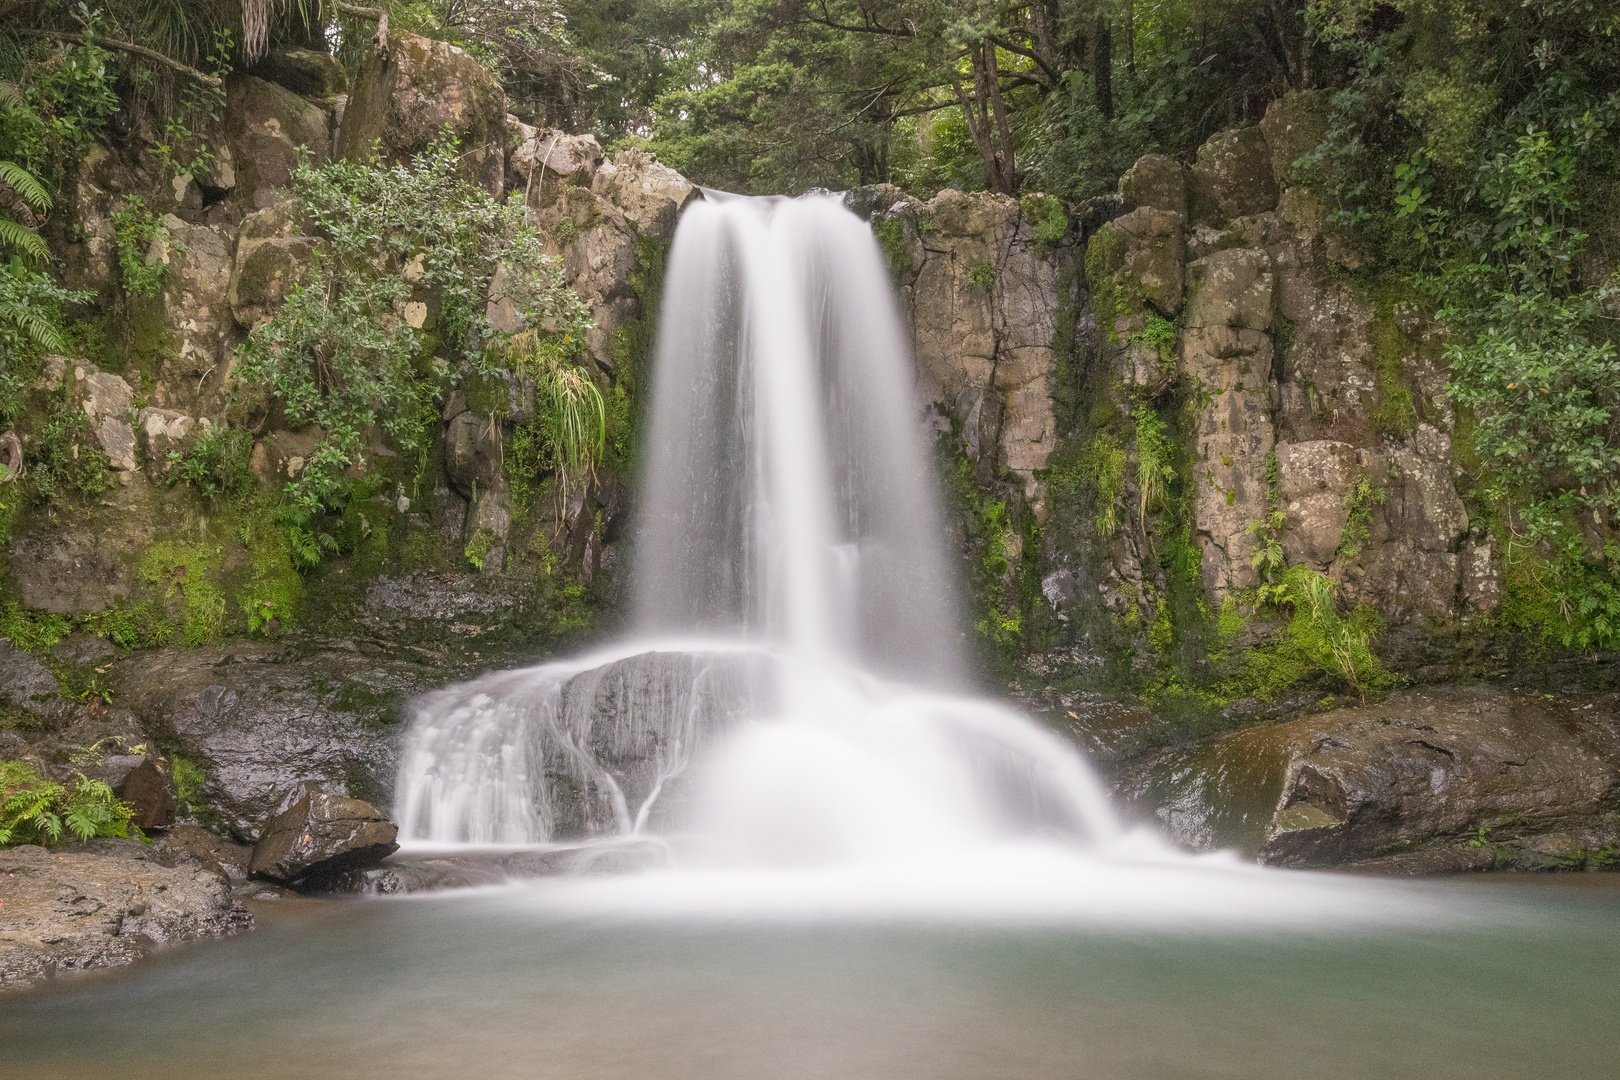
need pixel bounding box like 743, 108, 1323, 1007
0, 257, 86, 374
236, 511, 304, 635
1337, 475, 1386, 563
110, 197, 169, 298
873, 215, 913, 279
1134, 314, 1178, 371
498, 330, 606, 495
234, 137, 591, 563
464, 527, 498, 570
1246, 449, 1287, 597
27, 388, 113, 501
0, 157, 51, 262
1, 760, 134, 847
964, 257, 996, 291
0, 601, 71, 653
169, 756, 204, 809
1231, 565, 1393, 697
1063, 433, 1126, 536
167, 426, 255, 502
1132, 404, 1173, 527
1020, 192, 1069, 248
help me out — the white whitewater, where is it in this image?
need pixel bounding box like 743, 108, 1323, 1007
394, 193, 1449, 925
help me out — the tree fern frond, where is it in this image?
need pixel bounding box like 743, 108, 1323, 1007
1, 299, 67, 352
0, 81, 23, 113
0, 217, 50, 261
0, 161, 52, 213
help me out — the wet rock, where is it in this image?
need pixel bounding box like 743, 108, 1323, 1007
249, 792, 399, 888
338, 32, 505, 195
116, 759, 176, 830
1115, 686, 1620, 870
0, 843, 250, 991
0, 642, 61, 716
253, 45, 347, 97
444, 409, 503, 497
229, 233, 319, 329
149, 216, 237, 409
153, 825, 252, 884
1189, 126, 1279, 227
112, 642, 441, 839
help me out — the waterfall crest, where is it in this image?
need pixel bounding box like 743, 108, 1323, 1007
396, 194, 1121, 863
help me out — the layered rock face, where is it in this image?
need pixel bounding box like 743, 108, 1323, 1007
1082, 94, 1484, 624
850, 186, 1070, 501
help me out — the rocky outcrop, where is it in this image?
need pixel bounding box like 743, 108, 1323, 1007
0, 841, 250, 990
855, 186, 1070, 499
112, 642, 440, 840
249, 792, 399, 887
1116, 686, 1620, 871
337, 32, 505, 194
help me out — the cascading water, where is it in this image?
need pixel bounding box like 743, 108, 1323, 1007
396, 191, 1127, 869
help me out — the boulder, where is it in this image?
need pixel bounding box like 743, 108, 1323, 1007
1259, 91, 1328, 188
5, 469, 163, 614
79, 366, 137, 471
0, 842, 250, 990
508, 122, 604, 207
1189, 126, 1279, 227
1118, 153, 1188, 217
252, 45, 348, 97
444, 408, 504, 497
229, 234, 320, 328
337, 32, 505, 195
153, 824, 252, 884
149, 216, 238, 409
1086, 206, 1186, 388
137, 408, 208, 480
112, 642, 440, 839
1115, 686, 1620, 871
249, 792, 399, 887
224, 75, 331, 208
116, 759, 176, 830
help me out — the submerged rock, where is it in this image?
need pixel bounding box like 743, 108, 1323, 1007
249, 793, 399, 888
1116, 686, 1620, 870
0, 842, 250, 991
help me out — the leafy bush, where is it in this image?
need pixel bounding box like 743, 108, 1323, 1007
0, 760, 135, 846
110, 196, 169, 298
234, 136, 590, 543
167, 425, 255, 502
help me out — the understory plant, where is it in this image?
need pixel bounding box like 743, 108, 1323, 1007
0, 760, 135, 846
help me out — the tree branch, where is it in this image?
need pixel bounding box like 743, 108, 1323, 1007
14, 30, 222, 87
988, 34, 1058, 87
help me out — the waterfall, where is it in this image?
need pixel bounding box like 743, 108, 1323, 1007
396, 193, 1122, 864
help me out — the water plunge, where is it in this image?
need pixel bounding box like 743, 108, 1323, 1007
397, 192, 1126, 868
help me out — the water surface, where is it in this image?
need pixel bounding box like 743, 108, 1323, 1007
4, 871, 1617, 1079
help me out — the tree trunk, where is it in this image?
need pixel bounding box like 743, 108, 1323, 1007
1094, 15, 1113, 121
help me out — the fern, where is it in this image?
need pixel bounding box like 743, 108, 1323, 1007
0, 217, 49, 262
0, 161, 51, 214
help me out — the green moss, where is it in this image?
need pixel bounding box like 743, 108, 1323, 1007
1083, 224, 1126, 341
0, 602, 71, 653
1370, 288, 1418, 434
1020, 192, 1069, 248
1223, 565, 1394, 698
237, 514, 305, 635
136, 540, 226, 647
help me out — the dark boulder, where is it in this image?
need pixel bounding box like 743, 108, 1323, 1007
116, 759, 176, 830
112, 642, 441, 840
249, 793, 399, 888
1115, 685, 1620, 870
